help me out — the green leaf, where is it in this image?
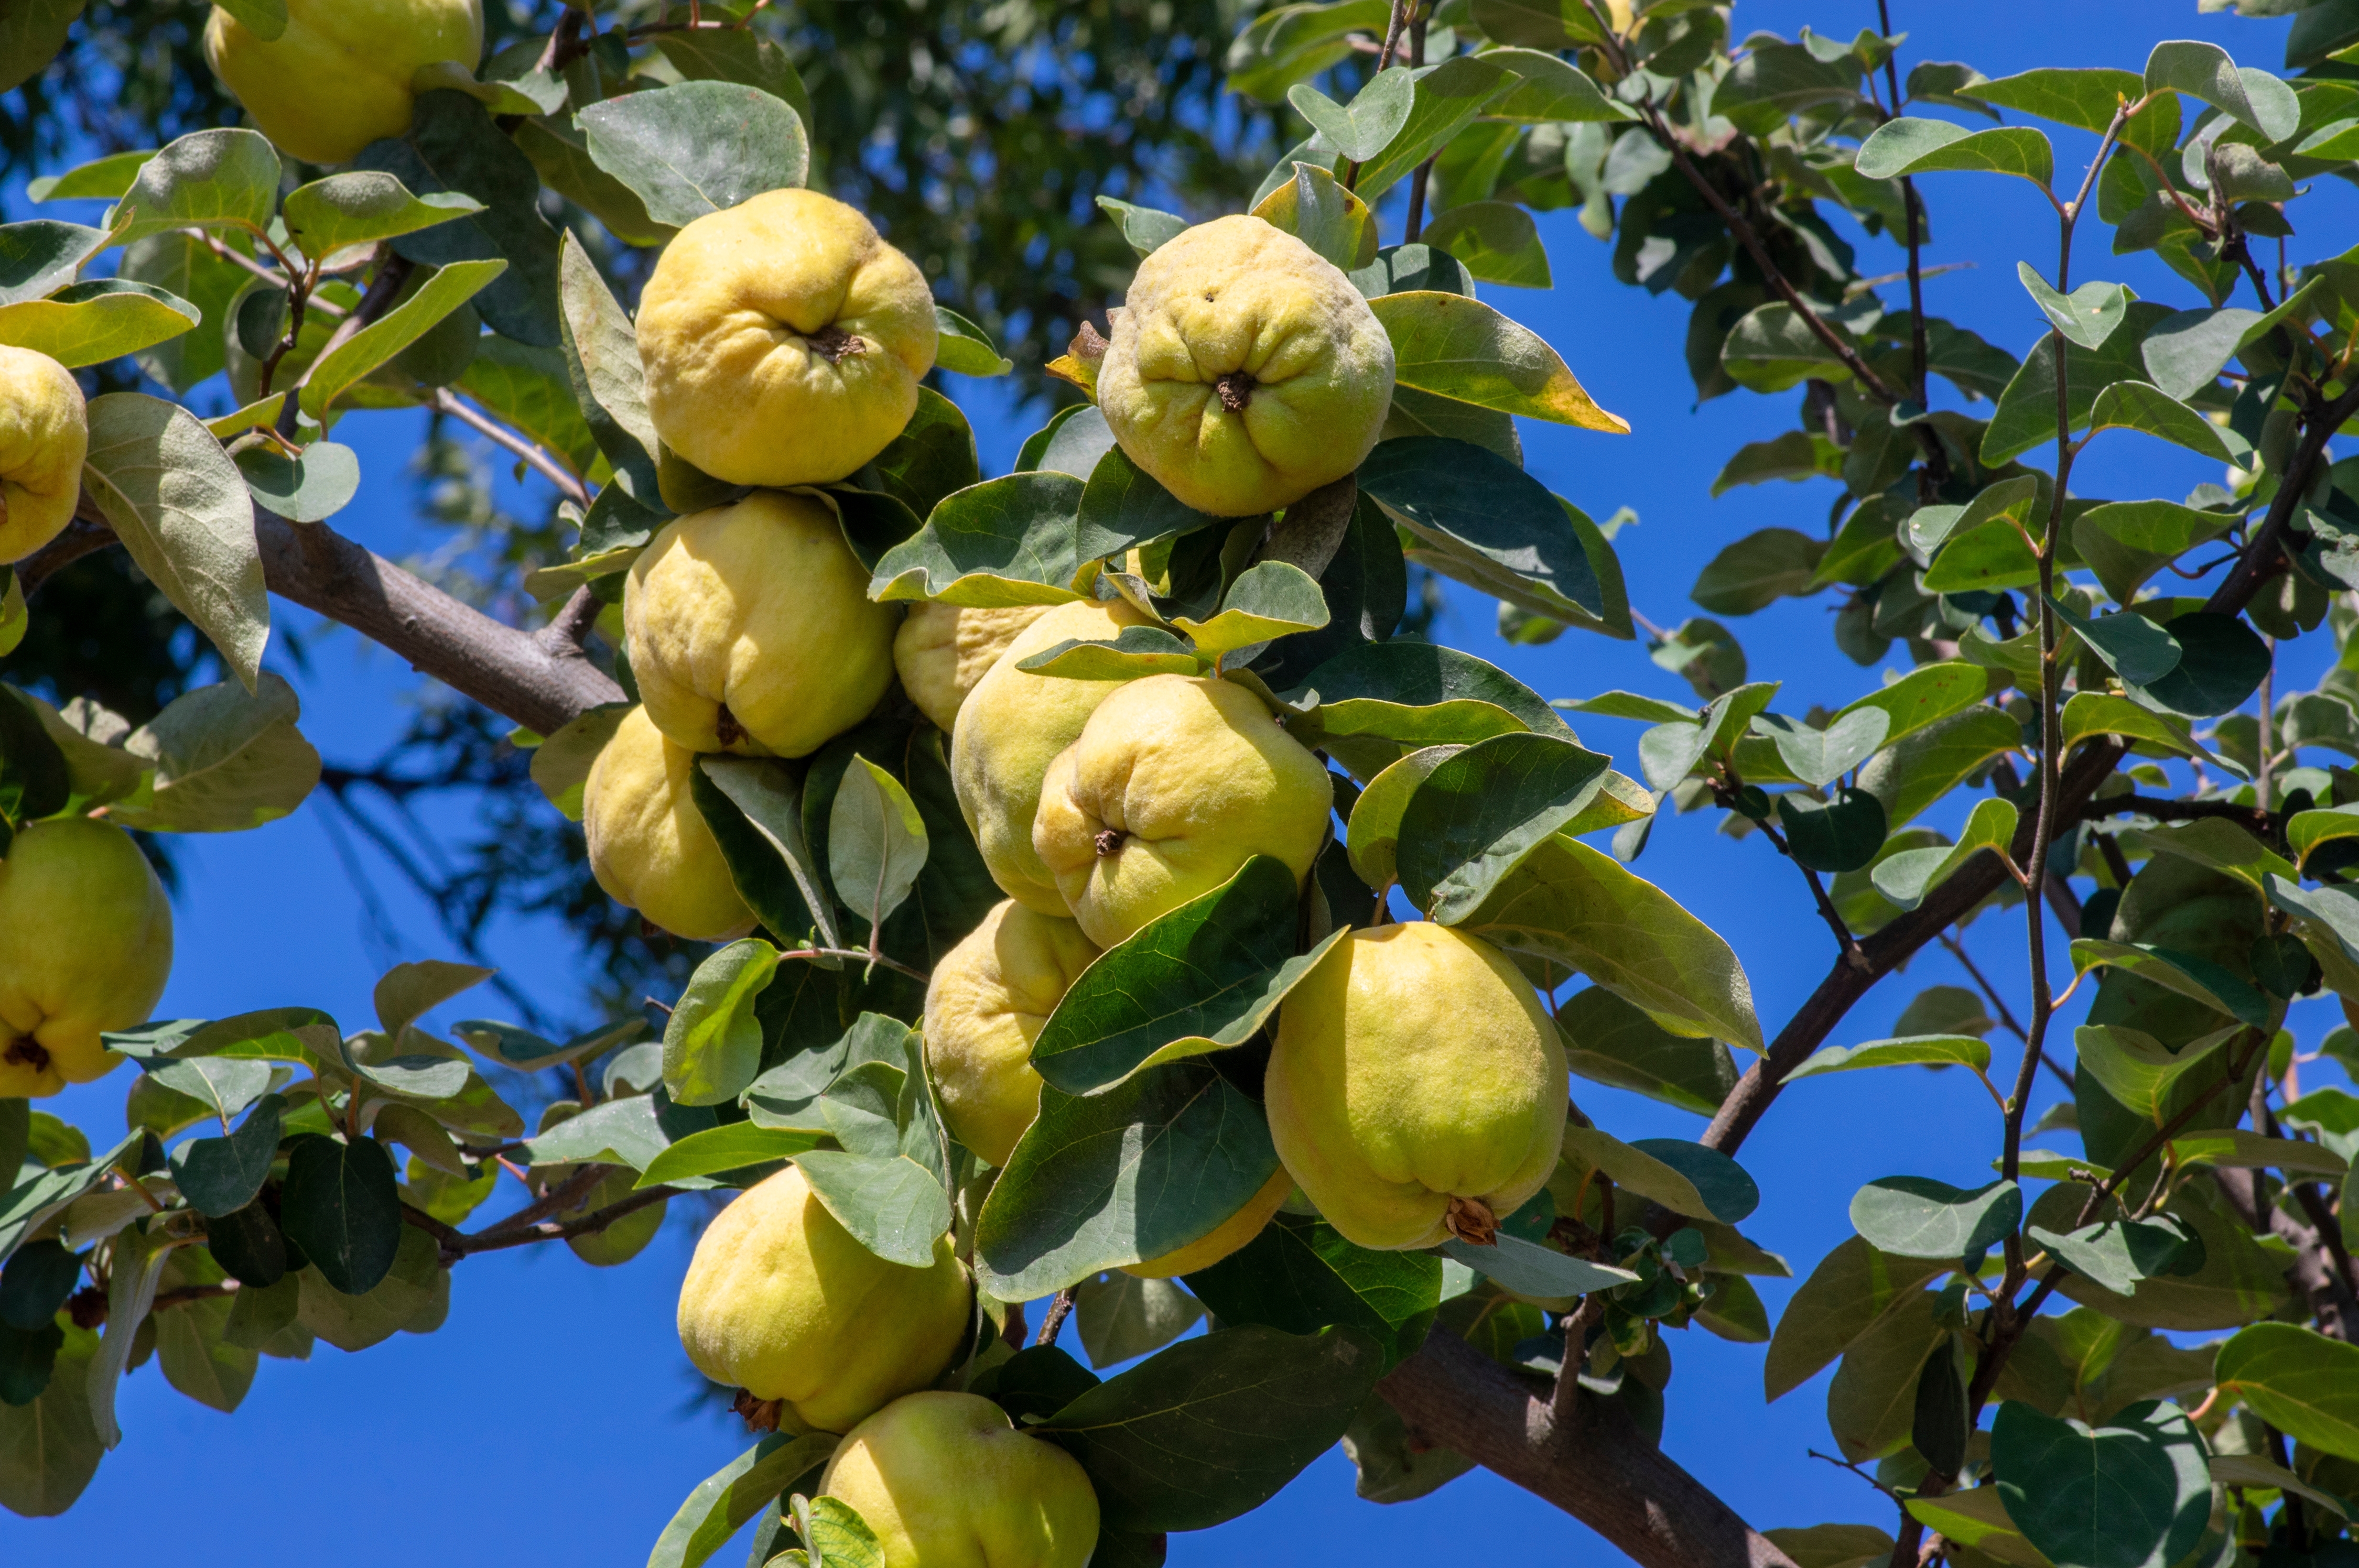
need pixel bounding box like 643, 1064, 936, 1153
1073, 1272, 1205, 1370
1352, 55, 1518, 200
795, 1495, 886, 1568
2121, 818, 2290, 896
1856, 705, 2021, 831
1825, 1289, 1944, 1464
234, 439, 360, 525
0, 276, 200, 368
1981, 302, 2173, 465
576, 81, 808, 230
105, 128, 280, 247
1713, 430, 1841, 497
2044, 595, 2182, 688
827, 755, 929, 939
0, 220, 106, 307
1462, 835, 1763, 1052
2128, 612, 2270, 718
103, 673, 318, 834
1359, 437, 1603, 617
1440, 1233, 1637, 1298
1961, 67, 2145, 134
1182, 1213, 1438, 1371
1302, 639, 1567, 752
1480, 48, 1630, 123
1777, 787, 1889, 875
1555, 987, 1737, 1117
1867, 796, 2018, 910
521, 1090, 713, 1174
1993, 1399, 2213, 1568
1850, 1176, 2021, 1260
1368, 291, 1625, 430
648, 1433, 839, 1568
1033, 857, 1340, 1095
648, 23, 810, 124
2071, 1021, 2242, 1126
1414, 200, 1551, 289
2083, 380, 2230, 461
662, 939, 778, 1108
2072, 939, 2269, 1028
1766, 1237, 1949, 1401
0, 0, 85, 96
282, 172, 482, 265
1250, 159, 1378, 271
1691, 528, 1827, 618
80, 392, 270, 691
2214, 1323, 2359, 1463
693, 756, 838, 951
278, 1136, 402, 1297
2017, 263, 2131, 351
2071, 500, 2230, 605
26, 148, 150, 204
1094, 195, 1187, 258
1073, 444, 1218, 569
870, 473, 1092, 606
1467, 0, 1605, 49
166, 1094, 284, 1219
1720, 303, 1858, 394
1715, 41, 1864, 134
1170, 562, 1329, 662
2026, 1214, 2201, 1296
1786, 1036, 1993, 1083
1224, 0, 1392, 101
1289, 68, 1414, 164
300, 258, 504, 418
2145, 39, 2299, 144
789, 1150, 951, 1268
1035, 1325, 1382, 1532
1854, 117, 2053, 186
975, 1060, 1281, 1299
1561, 1124, 1758, 1223
931, 303, 1010, 378
1398, 731, 1611, 922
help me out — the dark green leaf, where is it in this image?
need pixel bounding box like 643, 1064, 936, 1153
1992, 1399, 2212, 1568
0, 1240, 79, 1332
1359, 437, 1601, 618
1184, 1213, 1440, 1371
577, 81, 809, 229
167, 1094, 284, 1219
1691, 528, 1826, 616
1554, 986, 1739, 1117
1629, 1138, 1761, 1224
202, 1201, 287, 1288
1297, 640, 1568, 745
0, 221, 106, 307
1849, 1176, 2020, 1261
1777, 787, 1889, 875
2128, 612, 2269, 717
2046, 594, 2183, 686
0, 1320, 61, 1406
870, 472, 1090, 607
277, 1135, 403, 1296
1397, 730, 1611, 921
648, 1433, 840, 1568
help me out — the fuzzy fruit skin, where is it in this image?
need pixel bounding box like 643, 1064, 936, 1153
923, 899, 1099, 1169
1121, 1166, 1291, 1278
1032, 673, 1332, 948
624, 489, 899, 757
894, 603, 1049, 734
203, 0, 483, 165
819, 1391, 1100, 1568
0, 347, 88, 565
636, 190, 937, 487
1097, 214, 1393, 517
677, 1166, 970, 1433
0, 818, 173, 1098
582, 706, 755, 942
950, 597, 1153, 915
1266, 923, 1567, 1251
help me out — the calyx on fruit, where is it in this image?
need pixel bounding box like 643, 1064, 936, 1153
1122, 1166, 1291, 1278
819, 1391, 1100, 1568
1031, 673, 1332, 948
635, 189, 937, 488
0, 346, 89, 565
1095, 213, 1393, 517
581, 706, 755, 942
894, 603, 1050, 734
1265, 922, 1568, 1251
949, 596, 1153, 916
923, 898, 1099, 1169
624, 489, 900, 757
203, 0, 484, 166
676, 1164, 970, 1434
0, 817, 174, 1098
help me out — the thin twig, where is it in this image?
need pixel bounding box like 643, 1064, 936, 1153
775, 946, 929, 984
429, 387, 590, 506
1034, 1287, 1077, 1347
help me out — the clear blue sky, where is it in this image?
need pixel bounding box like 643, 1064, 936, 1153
13, 3, 2354, 1562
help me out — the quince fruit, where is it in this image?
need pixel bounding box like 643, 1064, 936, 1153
1121, 1166, 1291, 1277
624, 489, 899, 757
203, 0, 484, 166
636, 189, 937, 488
582, 706, 755, 942
894, 603, 1049, 734
677, 1164, 970, 1433
0, 817, 173, 1098
1032, 673, 1331, 948
923, 898, 1099, 1169
820, 1391, 1100, 1568
1096, 214, 1393, 517
0, 346, 88, 565
1265, 922, 1567, 1251
949, 596, 1153, 915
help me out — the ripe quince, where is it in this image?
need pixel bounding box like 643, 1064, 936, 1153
1096, 214, 1393, 517
1265, 922, 1567, 1251
203, 0, 484, 165
0, 347, 88, 565
949, 596, 1153, 916
582, 706, 755, 942
624, 489, 899, 757
923, 898, 1099, 1169
894, 603, 1049, 734
820, 1391, 1100, 1568
636, 189, 937, 488
0, 817, 173, 1098
1031, 673, 1330, 948
677, 1164, 970, 1433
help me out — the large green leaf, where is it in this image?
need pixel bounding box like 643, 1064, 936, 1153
105, 128, 279, 246
1560, 1125, 1758, 1223
1252, 160, 1378, 271
1369, 292, 1626, 430
1360, 437, 1602, 622
1555, 985, 1738, 1117
1765, 1237, 1950, 1400
2215, 1324, 2359, 1462
0, 1321, 100, 1516
870, 473, 1092, 606
1826, 1289, 1944, 1463
577, 80, 809, 230
1855, 117, 2053, 186
1784, 1035, 1993, 1083
300, 258, 504, 417
1850, 1177, 2020, 1261
278, 1136, 403, 1297
647, 1433, 840, 1568
1184, 1213, 1440, 1370
0, 220, 104, 307
102, 673, 319, 834
1855, 704, 2021, 830
1980, 302, 2174, 464
1992, 1399, 2212, 1568
282, 172, 482, 265
1352, 55, 1519, 199
2144, 39, 2297, 143
0, 277, 200, 368
1396, 731, 1610, 922
792, 1150, 952, 1268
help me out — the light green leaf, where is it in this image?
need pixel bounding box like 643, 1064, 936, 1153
828, 755, 930, 938
105, 674, 319, 833
0, 278, 201, 368
2072, 1021, 2242, 1125
1250, 160, 1378, 271
2017, 263, 2131, 351
663, 939, 780, 1108
647, 1433, 839, 1568
104, 128, 280, 247
1169, 561, 1329, 662
2145, 39, 2298, 144
2083, 380, 2231, 460
282, 172, 483, 265
1866, 796, 2017, 910
1369, 290, 1627, 430
1289, 68, 1415, 164
300, 258, 504, 417
1415, 201, 1551, 289
576, 80, 809, 229
1784, 1035, 1993, 1082
932, 304, 1011, 378
1854, 117, 2053, 187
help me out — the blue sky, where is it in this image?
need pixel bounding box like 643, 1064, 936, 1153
12, 2, 2357, 1562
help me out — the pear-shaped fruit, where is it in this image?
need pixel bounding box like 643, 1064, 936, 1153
203, 0, 484, 165
950, 596, 1153, 915
0, 817, 173, 1098
1032, 673, 1331, 948
820, 1391, 1100, 1568
0, 346, 89, 565
677, 1164, 970, 1433
624, 489, 900, 757
894, 603, 1050, 734
1121, 1166, 1291, 1278
582, 706, 755, 942
636, 189, 937, 488
923, 898, 1099, 1169
1265, 922, 1567, 1251
1096, 214, 1393, 517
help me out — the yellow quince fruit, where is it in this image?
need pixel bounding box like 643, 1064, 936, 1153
949, 596, 1153, 916
820, 1391, 1100, 1568
581, 706, 755, 942
894, 603, 1050, 734
636, 189, 937, 488
203, 0, 484, 166
0, 346, 88, 565
923, 898, 1099, 1169
1032, 673, 1331, 948
1096, 214, 1393, 517
1121, 1166, 1291, 1277
1265, 922, 1568, 1251
677, 1164, 971, 1434
624, 489, 899, 757
0, 816, 173, 1098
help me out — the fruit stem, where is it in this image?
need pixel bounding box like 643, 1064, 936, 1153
1444, 1194, 1499, 1246
1214, 370, 1256, 412
1, 1036, 48, 1073
806, 325, 867, 364
714, 702, 745, 749
1092, 828, 1126, 857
